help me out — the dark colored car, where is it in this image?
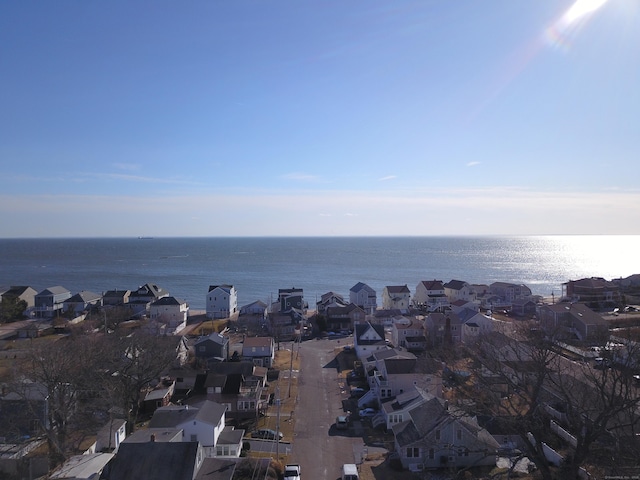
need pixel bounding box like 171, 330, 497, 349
251, 428, 283, 440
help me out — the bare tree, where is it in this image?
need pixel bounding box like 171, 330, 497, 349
97, 331, 182, 431
461, 322, 640, 479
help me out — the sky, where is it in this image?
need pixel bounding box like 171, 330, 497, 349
1, 0, 639, 238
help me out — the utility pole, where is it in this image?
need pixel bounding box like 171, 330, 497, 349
275, 385, 281, 460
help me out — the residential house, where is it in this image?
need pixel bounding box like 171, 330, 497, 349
316, 291, 348, 315
0, 380, 49, 441
49, 453, 115, 480
392, 394, 500, 472
62, 290, 102, 315
489, 282, 532, 303
390, 317, 426, 351
215, 427, 245, 457
194, 458, 238, 480
199, 362, 267, 422
381, 386, 432, 432
34, 286, 71, 318
17, 321, 54, 338
325, 303, 366, 333
537, 303, 609, 342
0, 286, 37, 308
142, 380, 175, 414
457, 308, 494, 344
100, 441, 205, 480
443, 280, 475, 304
450, 300, 479, 315
368, 308, 404, 327
194, 332, 230, 363
242, 337, 274, 367
148, 400, 227, 458
382, 285, 411, 311
102, 289, 131, 306
239, 300, 268, 317
413, 280, 449, 312
349, 282, 377, 313
278, 288, 305, 313
206, 285, 238, 319
122, 427, 183, 444
354, 322, 388, 359
424, 312, 464, 345
149, 296, 189, 334
361, 348, 442, 410
511, 298, 537, 317
562, 277, 621, 309
128, 283, 169, 317
93, 418, 127, 453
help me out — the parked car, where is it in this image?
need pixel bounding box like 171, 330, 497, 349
251, 428, 283, 440
359, 408, 377, 418
336, 415, 349, 430
350, 387, 366, 398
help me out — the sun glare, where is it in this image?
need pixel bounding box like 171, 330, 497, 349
544, 0, 610, 50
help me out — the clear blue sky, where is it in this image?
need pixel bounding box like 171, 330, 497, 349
1, 0, 639, 237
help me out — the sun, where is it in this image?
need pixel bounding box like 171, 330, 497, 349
564, 0, 609, 25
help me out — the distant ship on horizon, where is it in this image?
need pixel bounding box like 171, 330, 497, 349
138, 236, 154, 239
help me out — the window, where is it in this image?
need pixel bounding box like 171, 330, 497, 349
428, 448, 435, 459
407, 447, 419, 458
190, 434, 197, 442
435, 429, 441, 441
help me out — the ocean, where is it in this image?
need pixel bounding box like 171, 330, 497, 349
1, 236, 638, 310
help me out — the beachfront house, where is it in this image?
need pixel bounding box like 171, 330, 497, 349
489, 282, 533, 303
62, 290, 102, 315
349, 282, 377, 313
34, 286, 72, 318
443, 280, 475, 304
382, 285, 411, 311
206, 284, 238, 319
0, 286, 37, 309
413, 280, 449, 312
316, 291, 348, 315
149, 296, 188, 334
128, 283, 169, 317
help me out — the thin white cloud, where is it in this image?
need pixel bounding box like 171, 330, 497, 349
112, 162, 141, 171
344, 213, 356, 217
378, 175, 397, 181
466, 161, 481, 167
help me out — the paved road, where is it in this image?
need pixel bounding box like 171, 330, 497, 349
288, 338, 366, 480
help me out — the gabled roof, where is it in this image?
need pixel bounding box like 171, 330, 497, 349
208, 284, 234, 293
148, 400, 225, 429
243, 336, 273, 349
130, 283, 167, 299
151, 296, 187, 306
354, 322, 385, 344
36, 286, 70, 296
320, 291, 344, 303
103, 289, 130, 299
350, 282, 375, 293
65, 290, 102, 303
195, 332, 228, 346
385, 285, 410, 294
50, 453, 114, 480
443, 279, 468, 290
419, 280, 445, 291
103, 441, 201, 480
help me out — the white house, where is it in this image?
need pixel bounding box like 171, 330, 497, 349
354, 322, 388, 360
390, 316, 426, 351
206, 285, 238, 319
149, 296, 188, 334
443, 280, 476, 303
349, 282, 377, 313
413, 280, 449, 312
382, 285, 411, 311
147, 400, 227, 458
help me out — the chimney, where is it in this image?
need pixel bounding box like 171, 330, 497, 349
150, 434, 155, 442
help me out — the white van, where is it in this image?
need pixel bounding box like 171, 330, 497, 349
342, 463, 359, 480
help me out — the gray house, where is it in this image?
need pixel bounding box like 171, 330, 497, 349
34, 286, 71, 318
195, 332, 230, 363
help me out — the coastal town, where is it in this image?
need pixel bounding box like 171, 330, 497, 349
1, 274, 640, 480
